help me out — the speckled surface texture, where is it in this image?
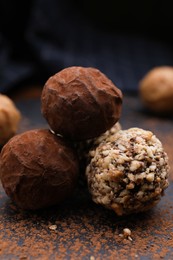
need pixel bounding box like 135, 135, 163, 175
0, 93, 173, 259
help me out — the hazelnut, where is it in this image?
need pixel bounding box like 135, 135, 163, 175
0, 129, 79, 210
139, 66, 173, 113
0, 94, 21, 146
41, 66, 123, 141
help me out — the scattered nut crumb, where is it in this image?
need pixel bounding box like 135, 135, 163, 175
49, 225, 57, 231
123, 228, 131, 236
119, 228, 133, 241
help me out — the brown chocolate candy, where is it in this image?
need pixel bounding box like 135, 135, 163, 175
41, 66, 123, 141
0, 129, 79, 210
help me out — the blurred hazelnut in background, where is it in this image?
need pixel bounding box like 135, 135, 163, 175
139, 66, 173, 114
41, 66, 123, 141
0, 94, 21, 146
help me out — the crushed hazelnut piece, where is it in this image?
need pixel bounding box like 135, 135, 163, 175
49, 225, 57, 231
123, 228, 133, 241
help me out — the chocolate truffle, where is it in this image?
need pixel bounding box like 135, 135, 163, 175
0, 94, 21, 146
86, 127, 170, 216
139, 66, 173, 113
41, 66, 123, 141
0, 129, 79, 210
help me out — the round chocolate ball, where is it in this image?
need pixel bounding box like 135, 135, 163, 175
86, 127, 170, 216
75, 121, 122, 186
0, 129, 79, 210
41, 66, 123, 141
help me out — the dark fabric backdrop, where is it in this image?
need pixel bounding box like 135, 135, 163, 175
0, 0, 173, 94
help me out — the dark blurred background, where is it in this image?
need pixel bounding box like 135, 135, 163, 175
0, 0, 173, 95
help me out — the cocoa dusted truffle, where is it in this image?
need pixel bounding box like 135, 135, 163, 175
0, 129, 79, 210
86, 128, 170, 216
0, 93, 21, 146
41, 66, 123, 141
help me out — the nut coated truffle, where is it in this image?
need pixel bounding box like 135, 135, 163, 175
139, 66, 173, 113
41, 66, 123, 141
0, 129, 79, 210
0, 94, 21, 146
86, 128, 170, 216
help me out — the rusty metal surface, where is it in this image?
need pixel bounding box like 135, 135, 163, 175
0, 94, 173, 259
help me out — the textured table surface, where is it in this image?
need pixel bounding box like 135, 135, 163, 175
0, 91, 173, 259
